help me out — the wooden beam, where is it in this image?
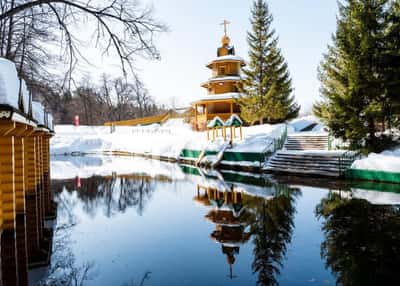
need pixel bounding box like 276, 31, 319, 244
0, 136, 15, 230
0, 121, 16, 136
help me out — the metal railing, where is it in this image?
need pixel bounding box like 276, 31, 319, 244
328, 131, 333, 150
261, 124, 288, 166
338, 150, 362, 177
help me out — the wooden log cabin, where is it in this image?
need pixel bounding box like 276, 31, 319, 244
192, 21, 246, 131
0, 58, 55, 285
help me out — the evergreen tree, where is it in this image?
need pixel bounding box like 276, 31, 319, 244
382, 1, 400, 130
251, 185, 298, 285
316, 194, 400, 285
238, 0, 299, 125
314, 0, 399, 152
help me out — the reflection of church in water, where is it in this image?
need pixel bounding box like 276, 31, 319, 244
195, 183, 254, 279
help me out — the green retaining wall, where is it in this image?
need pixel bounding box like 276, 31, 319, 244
179, 149, 267, 164
346, 169, 400, 184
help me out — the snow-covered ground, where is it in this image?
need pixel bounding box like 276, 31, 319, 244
51, 118, 290, 159
351, 147, 400, 173
289, 115, 325, 132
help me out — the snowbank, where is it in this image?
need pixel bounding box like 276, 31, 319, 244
51, 119, 288, 158
0, 58, 21, 110
290, 115, 324, 132
351, 148, 400, 173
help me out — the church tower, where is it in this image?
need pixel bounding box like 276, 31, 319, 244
192, 20, 246, 131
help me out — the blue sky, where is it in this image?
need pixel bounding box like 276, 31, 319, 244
131, 0, 338, 113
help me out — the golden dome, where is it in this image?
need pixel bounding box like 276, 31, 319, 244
221, 35, 231, 46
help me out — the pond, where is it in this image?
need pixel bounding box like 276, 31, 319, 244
23, 156, 400, 285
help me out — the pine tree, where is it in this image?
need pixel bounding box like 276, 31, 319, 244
238, 0, 299, 125
314, 0, 398, 152
383, 1, 400, 130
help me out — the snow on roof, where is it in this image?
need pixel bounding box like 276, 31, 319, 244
207, 116, 224, 128
32, 101, 45, 125
195, 92, 242, 103
225, 114, 243, 127
206, 76, 242, 83
207, 55, 246, 67
0, 58, 20, 110
20, 79, 30, 114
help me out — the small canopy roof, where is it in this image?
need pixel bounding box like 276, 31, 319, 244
207, 116, 224, 128
225, 114, 243, 127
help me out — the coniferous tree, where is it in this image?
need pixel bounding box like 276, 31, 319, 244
238, 0, 299, 125
251, 186, 298, 285
383, 1, 400, 130
314, 0, 399, 152
316, 194, 400, 285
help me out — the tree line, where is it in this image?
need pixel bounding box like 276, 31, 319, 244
0, 0, 166, 124
240, 0, 399, 152
315, 0, 400, 152
34, 74, 165, 125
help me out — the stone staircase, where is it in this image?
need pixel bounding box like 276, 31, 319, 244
284, 133, 329, 150
264, 132, 357, 178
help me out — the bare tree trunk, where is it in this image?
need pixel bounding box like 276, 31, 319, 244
5, 0, 15, 59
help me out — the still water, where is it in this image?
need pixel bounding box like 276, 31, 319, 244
27, 156, 400, 285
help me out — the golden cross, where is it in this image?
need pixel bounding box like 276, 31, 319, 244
221, 20, 230, 36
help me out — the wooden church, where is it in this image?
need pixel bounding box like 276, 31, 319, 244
192, 21, 246, 131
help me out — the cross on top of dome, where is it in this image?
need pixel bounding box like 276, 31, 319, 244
218, 19, 235, 56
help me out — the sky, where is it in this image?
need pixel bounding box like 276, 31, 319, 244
88, 0, 339, 113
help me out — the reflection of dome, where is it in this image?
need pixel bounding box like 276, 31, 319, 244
223, 245, 239, 265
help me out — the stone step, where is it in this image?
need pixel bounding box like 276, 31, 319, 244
269, 160, 352, 168
273, 157, 352, 165
263, 166, 340, 177
287, 137, 328, 140
285, 145, 328, 148
275, 151, 352, 159
269, 158, 348, 167
285, 148, 328, 151
285, 141, 328, 144
267, 164, 345, 174
286, 141, 328, 144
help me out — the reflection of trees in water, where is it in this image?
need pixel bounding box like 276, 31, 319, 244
53, 175, 157, 217
316, 192, 400, 285
35, 223, 95, 286
249, 184, 300, 286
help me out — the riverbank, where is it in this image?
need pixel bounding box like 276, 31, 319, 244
50, 118, 400, 184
